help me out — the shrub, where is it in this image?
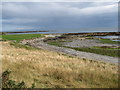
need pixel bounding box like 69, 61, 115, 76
1, 70, 35, 88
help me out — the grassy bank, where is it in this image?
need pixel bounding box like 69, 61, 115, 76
2, 34, 43, 42
47, 41, 64, 47
100, 39, 119, 44
1, 42, 118, 88
70, 47, 119, 57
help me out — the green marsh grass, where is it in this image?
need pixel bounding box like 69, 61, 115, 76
69, 47, 119, 57
100, 39, 119, 44
2, 34, 43, 42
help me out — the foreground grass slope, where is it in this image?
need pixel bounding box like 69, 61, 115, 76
2, 41, 118, 88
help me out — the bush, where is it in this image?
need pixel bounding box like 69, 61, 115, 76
1, 70, 35, 88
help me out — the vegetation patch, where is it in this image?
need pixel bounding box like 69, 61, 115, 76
46, 38, 71, 47
68, 47, 119, 57
100, 39, 119, 44
1, 70, 35, 88
1, 34, 43, 50
93, 46, 120, 50
10, 42, 38, 50
47, 41, 63, 47
2, 34, 43, 42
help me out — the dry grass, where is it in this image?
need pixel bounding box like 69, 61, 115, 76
1, 41, 118, 88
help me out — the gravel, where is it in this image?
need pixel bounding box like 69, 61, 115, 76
21, 38, 118, 64
63, 39, 118, 48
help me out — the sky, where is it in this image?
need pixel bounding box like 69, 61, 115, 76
1, 1, 119, 32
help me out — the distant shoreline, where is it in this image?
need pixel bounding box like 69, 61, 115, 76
0, 30, 49, 35
1, 31, 120, 36
63, 32, 120, 36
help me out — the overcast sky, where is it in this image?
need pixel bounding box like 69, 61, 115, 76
1, 1, 118, 32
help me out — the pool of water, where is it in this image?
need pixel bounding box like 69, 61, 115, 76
95, 36, 120, 41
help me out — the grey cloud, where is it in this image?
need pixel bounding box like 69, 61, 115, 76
2, 2, 118, 31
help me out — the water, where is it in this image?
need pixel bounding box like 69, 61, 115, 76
100, 36, 119, 39
4, 27, 118, 34
6, 31, 69, 35
112, 40, 120, 41
95, 36, 120, 41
